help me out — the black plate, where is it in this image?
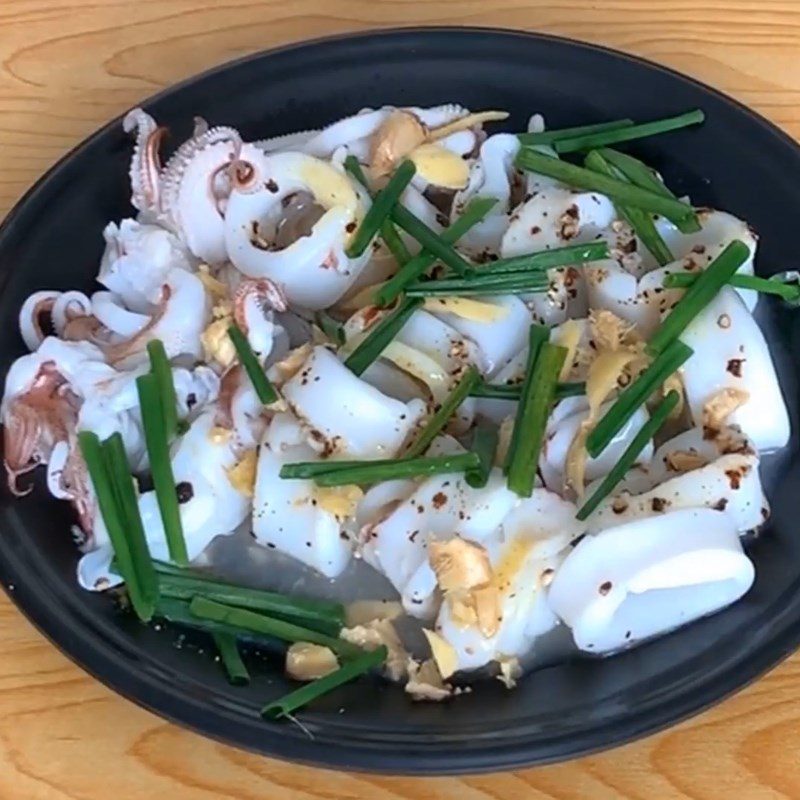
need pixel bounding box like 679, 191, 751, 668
1, 27, 799, 775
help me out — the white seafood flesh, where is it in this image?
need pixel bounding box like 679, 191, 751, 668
548, 508, 755, 654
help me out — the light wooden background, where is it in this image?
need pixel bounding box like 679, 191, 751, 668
1, 1, 799, 797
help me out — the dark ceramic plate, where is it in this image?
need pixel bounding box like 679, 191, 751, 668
0, 27, 798, 775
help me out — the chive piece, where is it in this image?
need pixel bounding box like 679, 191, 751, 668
227, 323, 278, 404
346, 161, 416, 258
391, 205, 474, 276
487, 241, 609, 274
343, 296, 423, 376
470, 381, 586, 401
136, 373, 188, 565
376, 197, 498, 306
281, 452, 480, 487
586, 339, 693, 458
77, 431, 156, 622
662, 270, 800, 302
146, 340, 180, 438
503, 325, 550, 477
598, 148, 701, 234
646, 240, 750, 356
577, 391, 679, 521
156, 595, 276, 649
584, 150, 673, 266
515, 148, 696, 227
465, 425, 498, 489
189, 596, 362, 659
150, 561, 344, 625
262, 646, 387, 719
507, 341, 567, 497
407, 367, 480, 458
553, 109, 705, 154
102, 433, 160, 617
343, 155, 411, 265
315, 311, 346, 346
213, 632, 250, 686
405, 274, 549, 297
518, 118, 635, 146
157, 577, 343, 635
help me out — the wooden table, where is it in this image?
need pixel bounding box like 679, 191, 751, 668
1, 1, 799, 797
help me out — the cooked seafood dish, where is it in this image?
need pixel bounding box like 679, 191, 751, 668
1, 103, 793, 715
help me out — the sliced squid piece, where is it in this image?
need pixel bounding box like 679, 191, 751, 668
436, 489, 584, 671
428, 294, 530, 377
584, 424, 766, 534
541, 400, 653, 493
281, 346, 425, 459
252, 412, 353, 577
78, 409, 249, 590
651, 209, 758, 309
451, 133, 521, 256
224, 152, 371, 309
548, 508, 755, 655
680, 287, 789, 451
502, 185, 616, 254
361, 461, 518, 617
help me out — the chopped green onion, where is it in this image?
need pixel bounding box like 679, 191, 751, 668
584, 150, 673, 266
227, 323, 278, 404
315, 311, 346, 346
213, 632, 250, 686
156, 595, 276, 649
189, 596, 362, 659
598, 148, 701, 233
407, 367, 480, 458
154, 565, 344, 634
262, 646, 387, 720
103, 433, 159, 616
662, 270, 800, 302
343, 296, 423, 376
405, 274, 549, 297
577, 390, 679, 520
77, 431, 157, 622
470, 381, 586, 401
646, 240, 750, 356
507, 340, 567, 497
346, 160, 416, 258
343, 156, 411, 265
281, 452, 480, 487
518, 118, 634, 146
486, 241, 609, 273
553, 109, 705, 154
376, 197, 498, 306
136, 373, 188, 565
391, 205, 474, 276
465, 425, 498, 489
586, 339, 693, 458
146, 340, 180, 438
515, 148, 696, 227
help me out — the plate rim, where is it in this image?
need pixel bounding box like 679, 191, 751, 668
1, 25, 799, 775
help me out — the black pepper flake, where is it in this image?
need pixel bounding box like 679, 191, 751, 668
409, 530, 419, 543
651, 497, 667, 512
712, 498, 729, 511
186, 392, 197, 409
432, 492, 447, 509
726, 358, 745, 378
345, 221, 357, 233
417, 504, 425, 514
530, 225, 541, 235
265, 178, 279, 193
599, 581, 613, 596
175, 482, 194, 504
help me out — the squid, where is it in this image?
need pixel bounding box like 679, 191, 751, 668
548, 508, 755, 655
435, 488, 584, 672
680, 287, 789, 451
223, 151, 373, 309
252, 412, 355, 578
360, 437, 518, 616
280, 345, 425, 459
583, 426, 766, 534
78, 406, 251, 590
19, 290, 93, 352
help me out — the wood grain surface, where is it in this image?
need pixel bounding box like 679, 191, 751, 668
1, 1, 799, 797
